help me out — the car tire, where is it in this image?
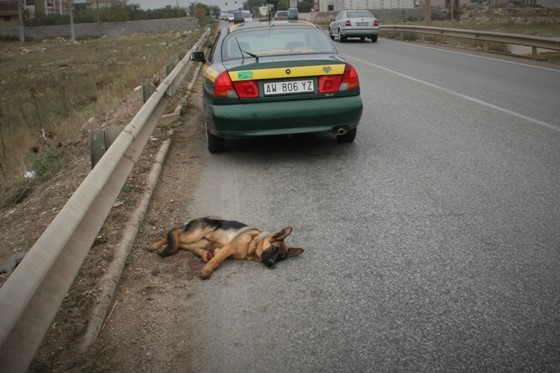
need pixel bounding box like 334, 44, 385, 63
337, 128, 357, 143
338, 29, 345, 42
329, 28, 335, 40
372, 35, 378, 43
207, 130, 226, 153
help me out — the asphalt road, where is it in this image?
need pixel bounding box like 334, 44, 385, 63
181, 39, 560, 372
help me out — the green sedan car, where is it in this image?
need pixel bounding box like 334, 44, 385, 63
190, 19, 363, 153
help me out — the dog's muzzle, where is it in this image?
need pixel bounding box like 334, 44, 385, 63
261, 248, 280, 268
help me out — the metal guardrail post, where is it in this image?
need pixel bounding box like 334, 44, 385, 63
0, 29, 210, 372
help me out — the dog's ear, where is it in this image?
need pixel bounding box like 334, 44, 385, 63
287, 247, 304, 257
273, 226, 293, 240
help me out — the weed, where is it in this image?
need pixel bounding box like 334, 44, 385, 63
402, 32, 418, 41
30, 146, 62, 180
1, 176, 34, 207
90, 360, 110, 373
29, 86, 44, 128
180, 100, 190, 117
0, 107, 5, 178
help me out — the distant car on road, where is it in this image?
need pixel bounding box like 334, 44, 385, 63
329, 10, 379, 43
243, 10, 253, 22
274, 10, 288, 20
234, 10, 253, 23
288, 7, 298, 20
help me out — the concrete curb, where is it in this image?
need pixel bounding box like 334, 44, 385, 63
79, 129, 173, 353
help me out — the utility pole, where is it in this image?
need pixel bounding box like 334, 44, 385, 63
67, 0, 75, 42
425, 0, 431, 26
17, 0, 25, 42
97, 0, 101, 37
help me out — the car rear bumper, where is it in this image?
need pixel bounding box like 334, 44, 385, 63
206, 96, 363, 138
341, 29, 379, 38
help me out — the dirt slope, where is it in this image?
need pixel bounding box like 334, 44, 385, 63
0, 72, 207, 371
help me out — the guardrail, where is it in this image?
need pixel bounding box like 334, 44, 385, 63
0, 29, 210, 372
380, 25, 560, 56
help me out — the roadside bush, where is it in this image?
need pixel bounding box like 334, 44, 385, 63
402, 32, 418, 41
26, 14, 70, 27
30, 146, 62, 180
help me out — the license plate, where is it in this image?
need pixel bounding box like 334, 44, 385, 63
263, 80, 314, 96
356, 22, 369, 26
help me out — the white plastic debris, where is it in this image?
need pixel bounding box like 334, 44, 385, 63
24, 170, 36, 179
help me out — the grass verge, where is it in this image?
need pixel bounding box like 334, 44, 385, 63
0, 29, 203, 206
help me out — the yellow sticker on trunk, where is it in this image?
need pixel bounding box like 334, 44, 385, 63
231, 65, 344, 81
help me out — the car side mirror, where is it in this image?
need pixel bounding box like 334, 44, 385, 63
190, 52, 206, 64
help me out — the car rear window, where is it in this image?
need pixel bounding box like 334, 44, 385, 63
347, 11, 374, 18
222, 27, 336, 60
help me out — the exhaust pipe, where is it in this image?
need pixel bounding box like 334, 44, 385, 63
334, 126, 348, 136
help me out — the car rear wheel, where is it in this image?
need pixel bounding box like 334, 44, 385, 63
338, 29, 346, 42
207, 130, 226, 153
372, 35, 378, 43
336, 128, 357, 143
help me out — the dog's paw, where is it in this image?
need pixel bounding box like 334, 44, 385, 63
200, 266, 213, 279
200, 271, 212, 280
150, 240, 166, 251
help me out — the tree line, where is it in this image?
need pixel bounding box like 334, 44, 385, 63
24, 4, 188, 27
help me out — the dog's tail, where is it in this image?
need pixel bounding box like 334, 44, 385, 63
159, 228, 181, 257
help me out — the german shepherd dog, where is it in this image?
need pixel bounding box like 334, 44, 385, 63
150, 217, 304, 279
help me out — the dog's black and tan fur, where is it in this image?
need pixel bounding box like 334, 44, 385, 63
150, 217, 304, 279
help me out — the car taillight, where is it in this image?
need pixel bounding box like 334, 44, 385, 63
374, 20, 379, 26
345, 20, 351, 27
340, 64, 360, 91
214, 72, 259, 98
233, 80, 259, 98
318, 64, 359, 93
214, 72, 238, 98
319, 75, 342, 93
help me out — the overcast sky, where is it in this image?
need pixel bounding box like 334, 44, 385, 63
130, 0, 235, 11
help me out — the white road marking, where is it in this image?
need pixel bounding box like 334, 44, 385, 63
348, 55, 560, 133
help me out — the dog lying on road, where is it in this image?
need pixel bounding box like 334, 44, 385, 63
150, 217, 304, 279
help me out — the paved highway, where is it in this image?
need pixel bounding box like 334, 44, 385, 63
171, 39, 560, 372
